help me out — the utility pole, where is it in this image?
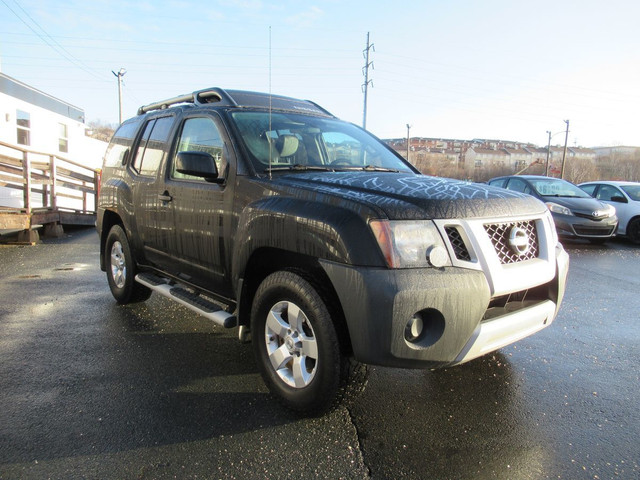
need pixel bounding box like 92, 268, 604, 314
112, 67, 126, 124
545, 130, 551, 176
560, 119, 570, 179
362, 32, 374, 129
406, 124, 411, 161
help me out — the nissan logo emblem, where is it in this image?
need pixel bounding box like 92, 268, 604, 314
508, 226, 530, 256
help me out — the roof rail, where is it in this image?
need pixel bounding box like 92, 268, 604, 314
137, 88, 237, 115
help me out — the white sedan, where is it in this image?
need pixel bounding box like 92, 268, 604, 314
579, 181, 640, 244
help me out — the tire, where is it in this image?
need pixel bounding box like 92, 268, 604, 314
105, 225, 152, 304
627, 218, 640, 245
251, 270, 367, 414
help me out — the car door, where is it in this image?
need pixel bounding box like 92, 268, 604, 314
129, 115, 176, 267
594, 184, 631, 234
158, 113, 236, 296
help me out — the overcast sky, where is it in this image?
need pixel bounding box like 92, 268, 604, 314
1, 0, 639, 147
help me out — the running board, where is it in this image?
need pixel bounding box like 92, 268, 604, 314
135, 273, 237, 328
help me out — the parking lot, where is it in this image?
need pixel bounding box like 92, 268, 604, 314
0, 227, 638, 479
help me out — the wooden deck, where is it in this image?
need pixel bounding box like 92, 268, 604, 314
0, 140, 100, 241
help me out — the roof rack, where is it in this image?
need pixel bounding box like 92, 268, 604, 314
137, 88, 237, 115
137, 88, 335, 118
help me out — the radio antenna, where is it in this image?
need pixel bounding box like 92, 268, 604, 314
268, 26, 273, 180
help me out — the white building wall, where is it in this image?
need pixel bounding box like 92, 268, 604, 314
0, 76, 108, 210
0, 91, 91, 161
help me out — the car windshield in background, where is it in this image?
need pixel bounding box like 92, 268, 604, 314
528, 178, 590, 198
621, 185, 640, 201
230, 111, 413, 174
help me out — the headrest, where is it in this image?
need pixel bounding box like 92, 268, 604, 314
275, 135, 299, 157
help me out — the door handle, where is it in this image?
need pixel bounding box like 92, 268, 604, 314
158, 191, 172, 202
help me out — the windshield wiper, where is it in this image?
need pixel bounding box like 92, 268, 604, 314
265, 164, 334, 173
333, 165, 400, 173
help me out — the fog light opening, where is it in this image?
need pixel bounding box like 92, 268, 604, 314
404, 308, 445, 346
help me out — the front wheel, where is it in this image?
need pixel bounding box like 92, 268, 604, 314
627, 218, 640, 245
105, 225, 152, 304
251, 271, 366, 414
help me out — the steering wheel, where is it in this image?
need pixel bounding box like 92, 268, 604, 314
330, 158, 352, 166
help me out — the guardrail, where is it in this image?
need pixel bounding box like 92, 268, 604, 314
0, 140, 100, 238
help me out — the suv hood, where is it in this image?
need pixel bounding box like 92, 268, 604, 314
272, 172, 546, 220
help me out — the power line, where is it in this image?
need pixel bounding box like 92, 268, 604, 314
0, 0, 110, 82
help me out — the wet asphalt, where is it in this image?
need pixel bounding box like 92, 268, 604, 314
0, 228, 638, 479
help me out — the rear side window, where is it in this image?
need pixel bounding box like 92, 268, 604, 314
579, 184, 597, 196
488, 178, 507, 188
132, 116, 175, 176
103, 118, 141, 167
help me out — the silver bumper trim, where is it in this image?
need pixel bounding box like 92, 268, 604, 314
452, 299, 557, 365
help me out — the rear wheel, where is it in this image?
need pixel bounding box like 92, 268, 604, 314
251, 270, 367, 414
105, 225, 152, 304
627, 218, 640, 245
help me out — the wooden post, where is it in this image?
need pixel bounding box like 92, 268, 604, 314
50, 155, 57, 211
94, 170, 100, 213
83, 181, 88, 213
22, 151, 31, 214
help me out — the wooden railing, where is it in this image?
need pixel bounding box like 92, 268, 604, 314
0, 140, 100, 232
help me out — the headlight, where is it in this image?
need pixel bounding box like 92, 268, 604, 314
369, 220, 451, 268
546, 202, 573, 216
600, 204, 616, 218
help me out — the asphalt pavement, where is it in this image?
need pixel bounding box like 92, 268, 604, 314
0, 228, 638, 479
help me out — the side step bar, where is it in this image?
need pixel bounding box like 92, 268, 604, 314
135, 273, 237, 328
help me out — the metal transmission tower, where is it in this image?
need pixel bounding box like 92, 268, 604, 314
362, 32, 374, 129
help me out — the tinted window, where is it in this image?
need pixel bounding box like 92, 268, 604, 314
506, 178, 533, 195
596, 185, 623, 201
103, 118, 142, 167
488, 178, 507, 188
172, 117, 226, 181
132, 116, 175, 176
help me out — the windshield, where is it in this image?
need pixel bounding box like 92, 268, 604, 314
230, 111, 413, 174
528, 178, 591, 198
621, 185, 640, 201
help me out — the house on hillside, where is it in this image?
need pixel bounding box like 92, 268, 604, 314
464, 147, 510, 170
503, 147, 533, 171
567, 147, 596, 163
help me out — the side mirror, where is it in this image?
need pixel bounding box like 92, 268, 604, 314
175, 151, 220, 182
610, 195, 628, 204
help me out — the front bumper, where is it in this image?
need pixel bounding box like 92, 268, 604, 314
552, 212, 618, 239
320, 244, 569, 369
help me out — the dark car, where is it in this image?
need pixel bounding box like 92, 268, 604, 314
97, 88, 569, 414
487, 175, 617, 243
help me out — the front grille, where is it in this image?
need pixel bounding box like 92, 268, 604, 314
484, 220, 539, 264
573, 225, 615, 236
445, 226, 471, 261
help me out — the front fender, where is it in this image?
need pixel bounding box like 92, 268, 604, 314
231, 195, 384, 286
